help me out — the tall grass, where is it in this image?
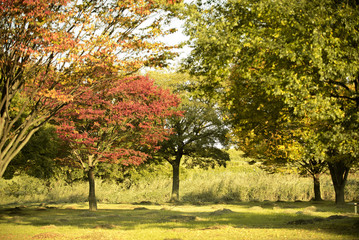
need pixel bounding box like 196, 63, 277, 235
0, 162, 358, 205
180, 168, 350, 203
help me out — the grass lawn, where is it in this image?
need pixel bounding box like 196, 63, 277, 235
0, 201, 358, 240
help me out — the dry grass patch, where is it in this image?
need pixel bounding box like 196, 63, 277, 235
32, 232, 64, 239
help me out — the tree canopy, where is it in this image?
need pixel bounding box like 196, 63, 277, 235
55, 75, 180, 210
0, 0, 181, 177
182, 0, 359, 204
149, 71, 229, 201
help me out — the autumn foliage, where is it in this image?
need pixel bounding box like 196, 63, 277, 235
0, 0, 181, 177
55, 75, 181, 167
54, 75, 181, 211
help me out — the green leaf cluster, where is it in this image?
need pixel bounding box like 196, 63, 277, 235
182, 0, 359, 166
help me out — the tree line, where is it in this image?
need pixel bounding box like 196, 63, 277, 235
1, 0, 358, 210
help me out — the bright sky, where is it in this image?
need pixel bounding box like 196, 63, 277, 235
160, 17, 192, 68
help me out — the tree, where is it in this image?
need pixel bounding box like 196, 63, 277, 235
55, 75, 180, 211
182, 0, 359, 205
300, 159, 326, 201
151, 72, 229, 202
0, 0, 181, 178
226, 67, 328, 201
162, 100, 229, 201
2, 124, 67, 180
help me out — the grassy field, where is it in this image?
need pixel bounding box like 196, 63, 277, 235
0, 201, 358, 240
1, 152, 358, 239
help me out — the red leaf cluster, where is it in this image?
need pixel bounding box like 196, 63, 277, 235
55, 75, 181, 166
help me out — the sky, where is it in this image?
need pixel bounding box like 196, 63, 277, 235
161, 17, 192, 68
140, 0, 194, 71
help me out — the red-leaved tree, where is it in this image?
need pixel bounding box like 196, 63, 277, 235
0, 0, 181, 177
55, 75, 181, 211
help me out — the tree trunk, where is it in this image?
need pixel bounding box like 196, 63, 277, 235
170, 148, 183, 202
0, 126, 39, 178
327, 161, 350, 205
88, 167, 97, 211
312, 173, 322, 201
170, 160, 180, 202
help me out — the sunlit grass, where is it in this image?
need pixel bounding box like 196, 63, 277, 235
1, 153, 358, 239
0, 202, 358, 240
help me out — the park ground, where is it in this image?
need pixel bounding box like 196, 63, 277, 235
0, 201, 358, 240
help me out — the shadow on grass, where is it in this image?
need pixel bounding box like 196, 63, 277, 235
0, 201, 358, 238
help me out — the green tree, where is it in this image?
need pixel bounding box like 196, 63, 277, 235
3, 124, 67, 180
227, 67, 327, 201
162, 99, 229, 201
151, 72, 229, 201
182, 0, 359, 204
